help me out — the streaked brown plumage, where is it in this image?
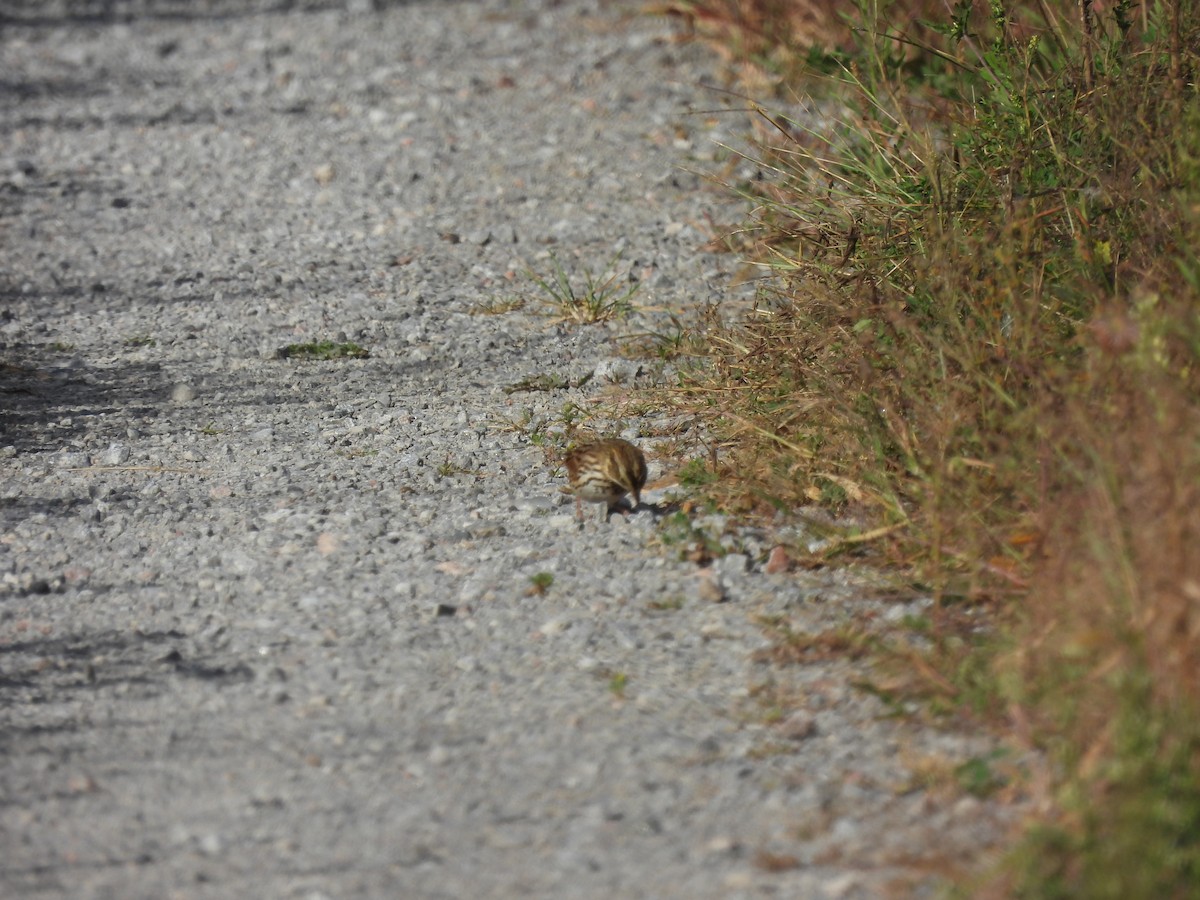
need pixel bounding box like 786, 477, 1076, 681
563, 438, 648, 522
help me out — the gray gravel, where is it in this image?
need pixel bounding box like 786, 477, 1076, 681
1, 2, 1020, 897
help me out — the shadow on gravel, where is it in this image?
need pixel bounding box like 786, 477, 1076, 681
0, 274, 174, 454
0, 493, 92, 530
0, 353, 165, 454
0, 624, 258, 895
0, 0, 437, 28
1, 98, 218, 134
0, 74, 112, 110
0, 627, 254, 734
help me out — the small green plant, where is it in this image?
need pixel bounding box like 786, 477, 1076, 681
124, 333, 155, 347
528, 251, 640, 324
557, 401, 586, 431
608, 671, 628, 698
277, 340, 369, 360
47, 341, 75, 352
435, 457, 478, 478
528, 572, 554, 596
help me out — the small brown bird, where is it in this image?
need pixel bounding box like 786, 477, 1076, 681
563, 438, 648, 522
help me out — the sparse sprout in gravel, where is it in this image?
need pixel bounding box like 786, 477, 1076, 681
528, 572, 554, 596
608, 671, 628, 698
557, 401, 585, 431
436, 457, 478, 478
528, 251, 640, 324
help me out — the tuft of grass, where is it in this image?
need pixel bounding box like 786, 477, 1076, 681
527, 251, 640, 324
435, 456, 480, 479
665, 0, 1200, 893
277, 340, 369, 360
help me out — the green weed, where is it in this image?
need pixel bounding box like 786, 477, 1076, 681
608, 671, 628, 698
528, 572, 554, 596
527, 251, 640, 324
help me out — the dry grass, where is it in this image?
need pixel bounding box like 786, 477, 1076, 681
656, 0, 1200, 892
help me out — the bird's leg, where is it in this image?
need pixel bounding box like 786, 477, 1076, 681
608, 500, 633, 520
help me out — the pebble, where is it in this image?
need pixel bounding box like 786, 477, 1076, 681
54, 452, 91, 468
696, 570, 727, 603
171, 383, 197, 403
779, 712, 818, 741
100, 443, 130, 466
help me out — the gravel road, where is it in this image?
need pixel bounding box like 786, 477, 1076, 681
1, 2, 1019, 897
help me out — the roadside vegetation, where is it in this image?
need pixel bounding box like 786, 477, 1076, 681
656, 0, 1200, 892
